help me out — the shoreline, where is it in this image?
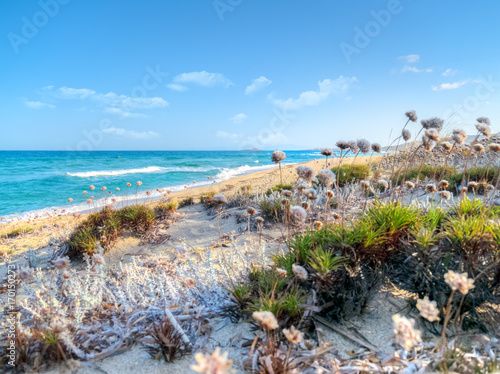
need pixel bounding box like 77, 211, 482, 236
0, 155, 379, 235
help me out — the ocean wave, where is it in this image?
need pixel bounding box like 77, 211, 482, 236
66, 166, 213, 178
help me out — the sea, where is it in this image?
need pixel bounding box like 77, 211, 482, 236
0, 150, 355, 222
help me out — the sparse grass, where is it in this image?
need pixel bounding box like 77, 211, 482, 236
266, 184, 293, 196
1, 226, 33, 239
392, 165, 456, 185
199, 191, 216, 209
154, 201, 177, 220
335, 164, 370, 187
447, 166, 500, 193
178, 196, 194, 208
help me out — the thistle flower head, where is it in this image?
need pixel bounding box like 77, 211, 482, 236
336, 140, 350, 150
332, 212, 340, 220
255, 216, 264, 224
357, 139, 371, 154
296, 165, 315, 182
271, 150, 286, 163
83, 191, 88, 194
305, 188, 317, 200
317, 169, 336, 187
283, 190, 293, 198
315, 221, 323, 230
476, 123, 491, 137
441, 142, 453, 151
426, 184, 437, 194
290, 205, 307, 224
468, 181, 478, 189
360, 180, 370, 189
292, 264, 308, 280
444, 270, 475, 294
489, 143, 500, 153
371, 143, 381, 153
283, 326, 304, 344
402, 129, 411, 142
473, 144, 485, 153
425, 129, 440, 142
326, 190, 335, 199
246, 207, 256, 215
68, 198, 73, 203
136, 181, 142, 186
477, 116, 491, 125
440, 190, 451, 200
276, 268, 288, 277
405, 110, 417, 122
422, 135, 436, 152
89, 185, 95, 190
252, 311, 279, 330
296, 180, 308, 191
53, 257, 70, 270
301, 201, 310, 210
127, 182, 132, 187
320, 148, 333, 156
421, 117, 443, 131
212, 194, 228, 204
416, 296, 440, 322
101, 186, 107, 191
116, 187, 120, 191
192, 347, 234, 374
452, 129, 467, 145
392, 314, 422, 351
87, 199, 93, 204
378, 179, 389, 189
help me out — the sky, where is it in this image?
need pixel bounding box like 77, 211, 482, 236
1, 0, 499, 151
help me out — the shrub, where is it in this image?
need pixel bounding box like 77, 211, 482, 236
259, 196, 284, 220
118, 205, 155, 233
178, 196, 194, 208
154, 201, 177, 220
142, 316, 189, 362
335, 164, 370, 187
447, 166, 500, 194
266, 184, 293, 196
199, 191, 217, 209
1, 226, 33, 239
393, 165, 456, 186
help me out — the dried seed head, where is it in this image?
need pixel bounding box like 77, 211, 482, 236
301, 201, 310, 210
283, 190, 293, 198
421, 117, 443, 131
405, 181, 415, 189
392, 314, 422, 351
405, 110, 417, 122
305, 188, 317, 200
347, 140, 359, 153
371, 143, 381, 153
416, 296, 440, 322
486, 184, 495, 191
296, 180, 308, 191
332, 212, 341, 220
290, 206, 307, 224
476, 116, 491, 125
68, 198, 73, 203
426, 184, 437, 194
440, 190, 451, 200
438, 180, 449, 189
476, 123, 491, 137
246, 207, 257, 215
271, 150, 286, 163
489, 143, 500, 153
422, 135, 436, 152
315, 221, 323, 230
89, 185, 95, 190
255, 216, 264, 224
444, 270, 475, 295
441, 142, 453, 151
127, 182, 132, 187
326, 190, 335, 199
452, 129, 467, 145
336, 140, 350, 150
320, 148, 333, 156
357, 139, 371, 154
252, 311, 279, 330
212, 194, 228, 204
292, 264, 308, 280
316, 169, 336, 187
296, 165, 315, 182
276, 268, 288, 277
473, 144, 485, 153
468, 181, 478, 189
360, 180, 370, 189
192, 347, 234, 374
425, 129, 440, 142
136, 181, 142, 186
377, 179, 389, 189
283, 326, 304, 344
402, 129, 411, 142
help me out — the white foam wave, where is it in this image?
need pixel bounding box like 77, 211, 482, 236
66, 166, 213, 178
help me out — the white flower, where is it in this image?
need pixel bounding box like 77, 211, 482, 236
192, 347, 234, 374
416, 296, 440, 322
276, 268, 288, 277
392, 314, 421, 350
253, 311, 279, 330
444, 270, 475, 295
283, 326, 304, 344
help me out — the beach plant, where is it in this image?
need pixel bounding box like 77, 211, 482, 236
335, 164, 370, 187
212, 194, 228, 245
178, 196, 194, 208
320, 148, 333, 167
271, 150, 286, 185
266, 183, 293, 196
154, 201, 177, 220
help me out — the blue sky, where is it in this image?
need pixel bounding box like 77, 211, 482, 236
1, 0, 499, 150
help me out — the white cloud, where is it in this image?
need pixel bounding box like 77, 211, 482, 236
25, 100, 55, 109
102, 126, 160, 139
257, 131, 288, 145
401, 66, 433, 73
442, 68, 458, 77
167, 83, 188, 92
229, 113, 248, 124
104, 107, 146, 118
57, 87, 96, 98
173, 71, 233, 88
216, 131, 245, 141
270, 76, 358, 110
432, 80, 469, 91
245, 76, 272, 95
399, 54, 420, 63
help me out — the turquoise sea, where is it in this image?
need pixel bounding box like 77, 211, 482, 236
0, 150, 353, 222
